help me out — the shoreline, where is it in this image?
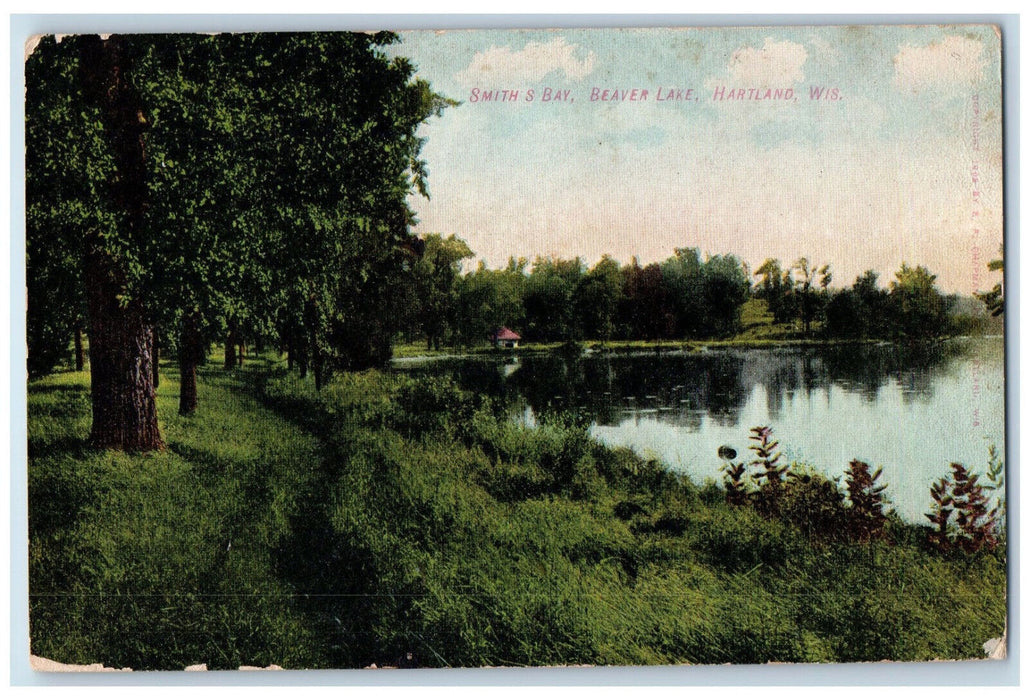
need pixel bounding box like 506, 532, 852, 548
392, 334, 998, 364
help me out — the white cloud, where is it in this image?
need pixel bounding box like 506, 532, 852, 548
893, 35, 987, 92
724, 38, 808, 86
455, 37, 596, 86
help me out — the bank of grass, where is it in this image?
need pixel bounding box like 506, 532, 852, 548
28, 357, 1006, 669
392, 300, 861, 360
28, 359, 322, 670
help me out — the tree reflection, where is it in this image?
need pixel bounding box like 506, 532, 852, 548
396, 340, 971, 430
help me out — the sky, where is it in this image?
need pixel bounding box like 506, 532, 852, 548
386, 25, 1003, 295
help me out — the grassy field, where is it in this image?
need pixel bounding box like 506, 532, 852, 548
27, 353, 1007, 669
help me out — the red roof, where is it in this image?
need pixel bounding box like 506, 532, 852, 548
492, 327, 521, 341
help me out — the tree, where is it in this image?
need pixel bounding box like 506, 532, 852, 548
247, 33, 452, 385
792, 257, 831, 335
524, 256, 583, 342
700, 253, 750, 338
453, 258, 527, 347
660, 248, 705, 337
410, 234, 474, 349
620, 261, 674, 341
573, 255, 624, 342
49, 35, 163, 450
887, 263, 950, 339
824, 270, 888, 339
25, 32, 449, 444
134, 33, 268, 413
752, 258, 795, 324
975, 246, 1004, 318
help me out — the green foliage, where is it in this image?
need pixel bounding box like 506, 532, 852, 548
753, 258, 796, 324
29, 361, 1006, 668
778, 468, 849, 542
925, 462, 1001, 555
29, 361, 325, 668
748, 425, 785, 483
523, 256, 584, 342
26, 31, 452, 440
823, 270, 890, 339
717, 445, 748, 506
747, 426, 789, 517
573, 255, 624, 343
24, 37, 107, 377
401, 247, 976, 351
719, 432, 893, 547
399, 234, 475, 350
949, 463, 1001, 554
974, 247, 1004, 318
888, 263, 951, 339
452, 258, 528, 348
791, 258, 832, 335
983, 443, 1006, 528
843, 460, 889, 542
389, 375, 482, 439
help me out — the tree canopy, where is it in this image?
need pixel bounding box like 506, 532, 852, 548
26, 32, 450, 446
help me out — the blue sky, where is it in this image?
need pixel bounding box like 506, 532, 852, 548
387, 25, 1003, 294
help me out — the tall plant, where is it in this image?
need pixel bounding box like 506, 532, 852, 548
717, 445, 748, 506
844, 460, 888, 542
749, 426, 789, 516
925, 463, 1000, 554
749, 426, 787, 484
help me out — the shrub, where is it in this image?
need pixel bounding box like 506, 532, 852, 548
925, 463, 1000, 554
717, 445, 748, 506
389, 376, 480, 439
926, 475, 954, 553
779, 468, 848, 541
749, 426, 787, 484
950, 463, 1000, 554
844, 460, 889, 542
983, 443, 1006, 533
748, 426, 790, 517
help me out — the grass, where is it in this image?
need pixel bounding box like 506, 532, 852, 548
27, 353, 1007, 669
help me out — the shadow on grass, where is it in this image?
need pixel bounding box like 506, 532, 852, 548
26, 381, 91, 395
164, 357, 382, 666
228, 364, 388, 667
27, 435, 92, 460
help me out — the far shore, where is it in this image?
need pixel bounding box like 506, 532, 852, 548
391, 334, 997, 363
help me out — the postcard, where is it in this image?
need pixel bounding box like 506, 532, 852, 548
24, 24, 1006, 673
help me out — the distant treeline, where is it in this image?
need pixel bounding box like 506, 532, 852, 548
396, 234, 1002, 350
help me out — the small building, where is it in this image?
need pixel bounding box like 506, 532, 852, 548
491, 327, 521, 349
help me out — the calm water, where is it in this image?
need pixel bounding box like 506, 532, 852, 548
392, 337, 1006, 521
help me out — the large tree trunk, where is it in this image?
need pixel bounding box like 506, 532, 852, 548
178, 311, 202, 416
74, 319, 85, 372
78, 35, 162, 451
83, 235, 162, 450
152, 332, 160, 389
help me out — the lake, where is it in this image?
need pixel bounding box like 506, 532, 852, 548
392, 337, 1006, 522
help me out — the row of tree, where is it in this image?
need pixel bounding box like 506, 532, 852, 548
396, 241, 753, 348
396, 240, 981, 349
757, 258, 958, 341
27, 32, 450, 449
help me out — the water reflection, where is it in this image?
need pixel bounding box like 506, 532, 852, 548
400, 341, 969, 427
394, 338, 1004, 521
